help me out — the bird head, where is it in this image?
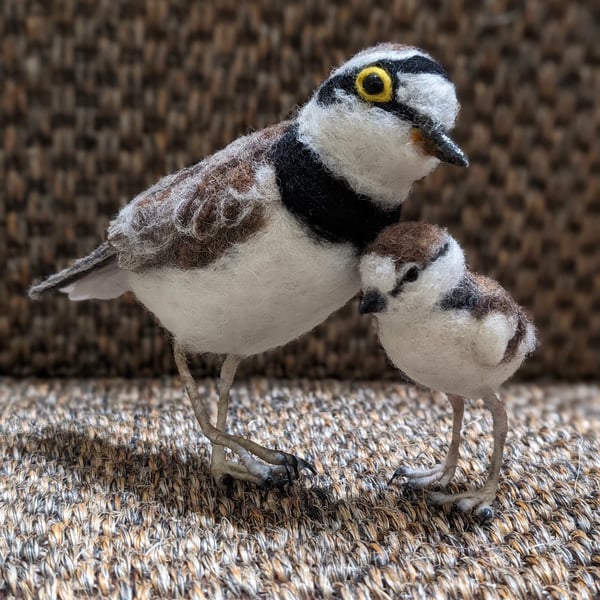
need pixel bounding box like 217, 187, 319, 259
358, 222, 466, 315
298, 44, 468, 208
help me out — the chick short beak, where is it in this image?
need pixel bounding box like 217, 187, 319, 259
413, 122, 469, 167
359, 290, 387, 315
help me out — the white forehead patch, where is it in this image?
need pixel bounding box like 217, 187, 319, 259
336, 47, 430, 76
359, 253, 396, 292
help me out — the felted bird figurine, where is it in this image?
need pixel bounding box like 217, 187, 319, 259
359, 222, 536, 519
29, 44, 468, 488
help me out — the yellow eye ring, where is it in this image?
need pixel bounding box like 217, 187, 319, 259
355, 66, 393, 103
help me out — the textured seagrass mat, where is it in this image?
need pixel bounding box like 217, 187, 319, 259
0, 378, 598, 598
3, 0, 600, 380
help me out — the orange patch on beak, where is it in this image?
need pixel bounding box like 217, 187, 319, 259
410, 128, 439, 158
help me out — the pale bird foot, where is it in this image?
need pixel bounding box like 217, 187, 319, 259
390, 462, 457, 489
428, 488, 497, 521
270, 450, 317, 484
211, 450, 315, 489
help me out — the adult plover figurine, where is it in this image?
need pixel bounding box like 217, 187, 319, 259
359, 222, 536, 519
30, 44, 468, 488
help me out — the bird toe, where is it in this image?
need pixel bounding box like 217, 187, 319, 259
475, 505, 495, 522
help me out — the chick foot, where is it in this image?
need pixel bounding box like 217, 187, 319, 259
391, 461, 457, 489
428, 391, 506, 521
391, 394, 463, 490
428, 485, 497, 521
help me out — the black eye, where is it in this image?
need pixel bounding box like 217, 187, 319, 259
362, 72, 385, 95
404, 266, 419, 282
355, 67, 393, 103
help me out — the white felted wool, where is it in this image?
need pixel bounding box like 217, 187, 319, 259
475, 312, 520, 367
359, 221, 537, 517
128, 205, 359, 356
339, 43, 424, 71
60, 262, 130, 301
298, 98, 434, 208
298, 45, 459, 209
359, 254, 397, 292
359, 223, 536, 396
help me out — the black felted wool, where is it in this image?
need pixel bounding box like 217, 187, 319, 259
271, 125, 402, 250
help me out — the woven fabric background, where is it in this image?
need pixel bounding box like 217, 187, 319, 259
2, 0, 599, 379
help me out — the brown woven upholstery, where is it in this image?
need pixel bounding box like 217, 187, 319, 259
3, 0, 599, 379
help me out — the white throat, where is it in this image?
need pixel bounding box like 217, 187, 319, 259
297, 97, 439, 209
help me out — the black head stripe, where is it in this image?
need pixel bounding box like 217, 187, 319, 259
439, 274, 480, 311
392, 56, 449, 80
366, 56, 449, 82
317, 73, 355, 105
317, 54, 449, 107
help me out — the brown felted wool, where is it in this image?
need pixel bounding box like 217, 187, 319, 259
3, 0, 600, 379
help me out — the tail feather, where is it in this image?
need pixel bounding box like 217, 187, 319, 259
29, 242, 125, 300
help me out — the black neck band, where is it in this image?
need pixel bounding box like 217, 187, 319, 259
271, 125, 402, 250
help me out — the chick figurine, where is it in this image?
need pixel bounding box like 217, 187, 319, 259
359, 222, 536, 519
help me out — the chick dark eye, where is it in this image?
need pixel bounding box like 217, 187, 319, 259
404, 266, 419, 282
363, 73, 384, 95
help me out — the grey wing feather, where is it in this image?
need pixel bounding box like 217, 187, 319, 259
106, 122, 289, 272
29, 242, 118, 299
29, 122, 290, 300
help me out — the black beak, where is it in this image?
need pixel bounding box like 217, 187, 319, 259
359, 290, 387, 314
416, 120, 469, 167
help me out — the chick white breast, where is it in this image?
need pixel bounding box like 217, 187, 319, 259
376, 299, 535, 397
361, 223, 536, 397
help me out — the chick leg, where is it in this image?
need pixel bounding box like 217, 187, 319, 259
429, 389, 507, 520
391, 394, 464, 488
174, 344, 314, 487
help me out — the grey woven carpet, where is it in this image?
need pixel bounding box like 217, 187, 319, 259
0, 379, 598, 598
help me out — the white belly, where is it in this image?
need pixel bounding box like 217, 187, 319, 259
127, 208, 359, 356
378, 309, 521, 397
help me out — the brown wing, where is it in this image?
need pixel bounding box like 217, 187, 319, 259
467, 272, 516, 318
107, 121, 291, 272
469, 272, 534, 363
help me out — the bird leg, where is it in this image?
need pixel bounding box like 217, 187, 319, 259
428, 389, 507, 520
174, 343, 314, 487
391, 394, 464, 488
209, 354, 251, 485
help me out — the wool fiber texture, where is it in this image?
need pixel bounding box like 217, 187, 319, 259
108, 124, 288, 273
360, 224, 536, 397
